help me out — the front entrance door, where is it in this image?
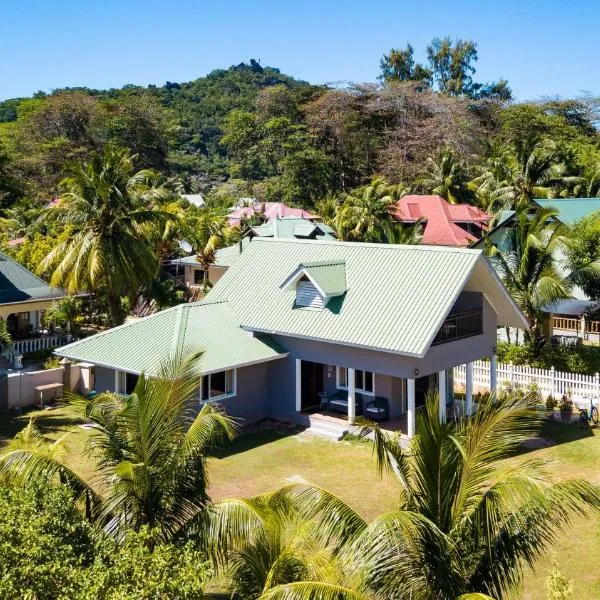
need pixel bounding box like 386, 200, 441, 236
415, 376, 430, 408
301, 361, 323, 410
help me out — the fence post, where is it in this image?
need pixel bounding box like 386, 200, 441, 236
508, 361, 514, 386
550, 366, 555, 398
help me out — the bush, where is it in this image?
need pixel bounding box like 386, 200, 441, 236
22, 347, 55, 363
43, 356, 61, 370
546, 560, 574, 599
0, 482, 209, 599
498, 341, 600, 375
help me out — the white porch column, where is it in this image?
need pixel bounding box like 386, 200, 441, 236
465, 362, 474, 416
438, 370, 447, 423
347, 367, 356, 424
114, 370, 120, 394
407, 378, 416, 438
295, 359, 302, 412
490, 353, 498, 402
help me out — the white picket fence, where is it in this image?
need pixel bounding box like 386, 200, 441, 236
454, 360, 600, 399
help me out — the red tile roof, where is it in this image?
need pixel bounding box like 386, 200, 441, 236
228, 202, 317, 227
393, 195, 491, 247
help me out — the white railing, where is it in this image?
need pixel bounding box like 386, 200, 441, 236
454, 360, 600, 399
10, 335, 67, 355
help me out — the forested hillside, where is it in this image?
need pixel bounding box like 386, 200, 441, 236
1, 39, 599, 214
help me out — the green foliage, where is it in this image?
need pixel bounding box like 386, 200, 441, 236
546, 561, 574, 599
43, 356, 61, 370
75, 528, 209, 600
0, 481, 95, 599
565, 211, 600, 301
0, 482, 209, 599
497, 341, 600, 375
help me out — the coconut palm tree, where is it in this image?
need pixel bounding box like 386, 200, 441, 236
208, 487, 352, 599
473, 141, 569, 212
262, 393, 600, 599
40, 145, 174, 326
381, 219, 423, 245
334, 177, 400, 242
419, 149, 474, 204
0, 353, 236, 543
488, 206, 572, 346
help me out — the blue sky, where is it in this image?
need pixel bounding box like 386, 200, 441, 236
1, 0, 598, 102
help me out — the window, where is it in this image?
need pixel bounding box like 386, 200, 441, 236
193, 269, 204, 285
200, 369, 236, 403
336, 367, 375, 395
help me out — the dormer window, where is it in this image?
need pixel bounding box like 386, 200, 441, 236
280, 260, 347, 310
296, 276, 324, 309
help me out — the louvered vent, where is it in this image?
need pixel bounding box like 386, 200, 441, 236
296, 280, 324, 309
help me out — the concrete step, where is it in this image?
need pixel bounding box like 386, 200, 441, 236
305, 417, 348, 441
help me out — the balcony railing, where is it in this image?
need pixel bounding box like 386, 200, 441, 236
10, 334, 69, 355
432, 309, 483, 346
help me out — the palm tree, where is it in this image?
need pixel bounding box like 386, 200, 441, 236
488, 206, 572, 346
473, 142, 569, 212
0, 353, 236, 543
43, 297, 83, 336
262, 393, 600, 599
40, 145, 173, 326
208, 488, 350, 599
381, 219, 423, 245
184, 209, 237, 288
334, 177, 399, 242
419, 149, 474, 204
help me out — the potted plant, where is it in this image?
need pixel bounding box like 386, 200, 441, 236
560, 391, 574, 422
545, 394, 556, 418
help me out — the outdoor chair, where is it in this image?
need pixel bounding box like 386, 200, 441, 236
364, 396, 390, 421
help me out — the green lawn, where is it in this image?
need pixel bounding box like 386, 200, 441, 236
1, 407, 599, 598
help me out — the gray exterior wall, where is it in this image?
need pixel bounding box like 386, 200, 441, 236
90, 362, 271, 426
82, 295, 497, 425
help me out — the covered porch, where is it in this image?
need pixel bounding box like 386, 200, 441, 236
294, 355, 498, 439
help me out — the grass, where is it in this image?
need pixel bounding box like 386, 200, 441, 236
1, 406, 600, 598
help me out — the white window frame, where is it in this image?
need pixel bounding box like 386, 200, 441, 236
336, 367, 375, 396
199, 369, 237, 404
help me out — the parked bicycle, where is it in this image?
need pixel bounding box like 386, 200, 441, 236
578, 397, 599, 427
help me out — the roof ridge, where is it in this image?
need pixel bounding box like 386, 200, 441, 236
248, 237, 482, 254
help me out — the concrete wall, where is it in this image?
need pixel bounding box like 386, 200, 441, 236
5, 368, 64, 409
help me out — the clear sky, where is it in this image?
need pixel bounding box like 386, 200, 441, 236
1, 0, 599, 102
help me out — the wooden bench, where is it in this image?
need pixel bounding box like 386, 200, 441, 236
35, 383, 64, 407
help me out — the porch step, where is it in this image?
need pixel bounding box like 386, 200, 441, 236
305, 416, 348, 441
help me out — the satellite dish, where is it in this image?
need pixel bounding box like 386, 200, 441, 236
179, 240, 193, 253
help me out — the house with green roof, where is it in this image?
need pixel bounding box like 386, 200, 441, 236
170, 217, 335, 288
0, 250, 69, 349
56, 239, 526, 439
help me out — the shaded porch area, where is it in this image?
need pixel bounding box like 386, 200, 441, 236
295, 355, 497, 439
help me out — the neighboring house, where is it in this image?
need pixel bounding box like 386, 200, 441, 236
0, 251, 70, 358
181, 194, 205, 208
472, 198, 600, 343
56, 239, 526, 439
170, 217, 336, 288
228, 201, 318, 227
393, 195, 491, 247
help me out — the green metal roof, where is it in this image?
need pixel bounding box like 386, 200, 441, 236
208, 238, 526, 357
0, 251, 66, 305
284, 261, 347, 298
56, 301, 286, 376
535, 198, 600, 225
249, 217, 335, 240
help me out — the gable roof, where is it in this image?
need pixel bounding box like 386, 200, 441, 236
393, 195, 491, 247
248, 217, 335, 240
208, 238, 526, 358
0, 251, 67, 305
281, 260, 347, 299
55, 301, 285, 376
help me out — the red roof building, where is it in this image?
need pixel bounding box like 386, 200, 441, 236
393, 195, 491, 247
228, 201, 317, 227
